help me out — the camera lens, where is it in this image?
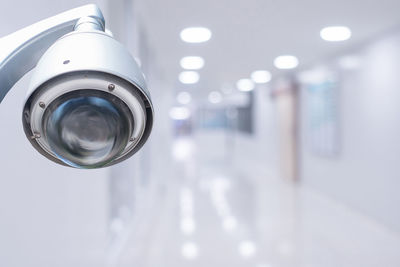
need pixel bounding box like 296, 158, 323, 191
43, 90, 133, 168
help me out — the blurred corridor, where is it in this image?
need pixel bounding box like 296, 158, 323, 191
1, 0, 400, 266
113, 133, 400, 267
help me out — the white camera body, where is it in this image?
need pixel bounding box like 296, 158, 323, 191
0, 5, 154, 168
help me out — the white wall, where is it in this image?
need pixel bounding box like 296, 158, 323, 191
0, 1, 111, 266
104, 1, 176, 264
253, 84, 280, 177
298, 29, 400, 232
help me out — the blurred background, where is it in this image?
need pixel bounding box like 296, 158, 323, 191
1, 0, 400, 266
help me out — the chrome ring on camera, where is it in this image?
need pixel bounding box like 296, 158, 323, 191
23, 71, 150, 167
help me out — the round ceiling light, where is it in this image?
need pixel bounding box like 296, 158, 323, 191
180, 56, 205, 70
320, 26, 352, 42
180, 27, 212, 43
176, 91, 192, 105
274, 55, 299, 69
169, 107, 191, 120
236, 78, 255, 92
179, 71, 200, 84
251, 70, 272, 83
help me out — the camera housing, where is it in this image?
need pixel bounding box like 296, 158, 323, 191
0, 5, 154, 169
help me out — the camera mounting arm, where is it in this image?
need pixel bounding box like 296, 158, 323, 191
0, 4, 105, 103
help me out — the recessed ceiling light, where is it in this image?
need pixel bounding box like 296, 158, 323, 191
179, 71, 199, 84
180, 56, 205, 70
169, 107, 191, 120
176, 91, 192, 105
180, 27, 212, 43
320, 26, 351, 41
208, 91, 222, 104
251, 70, 272, 83
236, 78, 255, 92
274, 55, 299, 69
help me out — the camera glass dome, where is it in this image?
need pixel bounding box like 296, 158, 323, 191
42, 90, 133, 168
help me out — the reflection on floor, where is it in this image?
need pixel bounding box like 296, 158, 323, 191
115, 133, 400, 267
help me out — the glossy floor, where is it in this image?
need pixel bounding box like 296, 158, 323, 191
114, 133, 400, 267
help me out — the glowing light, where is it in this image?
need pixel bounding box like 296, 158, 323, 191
176, 91, 192, 105
251, 70, 272, 83
180, 27, 212, 43
180, 56, 205, 70
181, 218, 196, 235
179, 71, 200, 84
274, 55, 299, 69
320, 26, 351, 42
239, 240, 257, 258
236, 78, 255, 92
169, 107, 191, 120
180, 187, 195, 235
172, 139, 194, 160
182, 242, 199, 259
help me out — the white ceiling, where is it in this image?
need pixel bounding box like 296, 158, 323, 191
136, 0, 400, 95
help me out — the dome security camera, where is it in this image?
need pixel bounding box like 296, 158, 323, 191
0, 5, 154, 169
